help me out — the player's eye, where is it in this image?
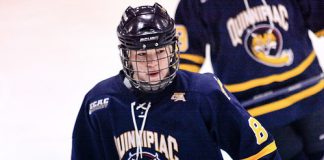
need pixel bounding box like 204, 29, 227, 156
137, 52, 146, 57
156, 49, 168, 59
156, 49, 166, 54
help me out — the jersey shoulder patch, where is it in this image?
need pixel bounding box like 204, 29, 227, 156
89, 97, 110, 115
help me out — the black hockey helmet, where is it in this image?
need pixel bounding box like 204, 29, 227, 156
117, 3, 179, 93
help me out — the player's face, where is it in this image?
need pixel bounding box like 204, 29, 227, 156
130, 46, 171, 84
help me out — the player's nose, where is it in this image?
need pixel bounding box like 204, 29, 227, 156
147, 59, 158, 67
146, 52, 159, 66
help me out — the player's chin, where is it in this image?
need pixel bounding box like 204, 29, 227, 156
142, 76, 161, 85
147, 77, 162, 84
148, 80, 161, 85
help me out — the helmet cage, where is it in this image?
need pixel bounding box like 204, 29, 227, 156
119, 39, 179, 93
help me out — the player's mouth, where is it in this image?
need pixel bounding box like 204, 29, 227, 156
148, 71, 159, 76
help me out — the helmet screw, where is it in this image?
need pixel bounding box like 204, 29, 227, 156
155, 43, 159, 46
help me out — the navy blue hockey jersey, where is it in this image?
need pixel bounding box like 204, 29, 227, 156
175, 0, 324, 128
72, 71, 280, 160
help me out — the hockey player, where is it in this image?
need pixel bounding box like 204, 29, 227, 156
175, 0, 324, 159
72, 3, 281, 160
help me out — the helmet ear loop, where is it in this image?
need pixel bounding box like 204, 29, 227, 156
119, 46, 132, 74
125, 49, 141, 89
125, 49, 135, 76
157, 47, 166, 90
166, 46, 175, 86
169, 42, 179, 70
165, 45, 173, 73
168, 44, 174, 63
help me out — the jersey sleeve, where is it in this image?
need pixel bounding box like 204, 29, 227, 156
297, 0, 324, 37
201, 75, 281, 159
175, 0, 209, 72
72, 95, 118, 160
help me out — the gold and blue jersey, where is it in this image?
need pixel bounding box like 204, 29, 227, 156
72, 71, 280, 159
175, 0, 324, 128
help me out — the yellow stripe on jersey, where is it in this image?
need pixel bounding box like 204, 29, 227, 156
179, 64, 201, 72
248, 79, 324, 117
254, 52, 290, 65
315, 29, 324, 37
180, 54, 205, 65
214, 77, 231, 100
242, 141, 277, 160
225, 51, 316, 93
